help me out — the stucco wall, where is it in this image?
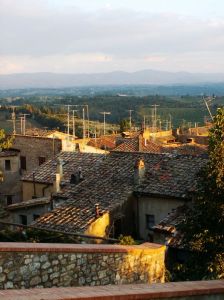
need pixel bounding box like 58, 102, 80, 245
22, 181, 53, 201
137, 196, 185, 240
0, 242, 165, 289
9, 203, 50, 225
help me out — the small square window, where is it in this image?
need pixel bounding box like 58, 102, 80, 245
6, 195, 13, 206
20, 156, 26, 170
38, 157, 46, 166
5, 160, 11, 171
146, 214, 155, 230
33, 214, 40, 221
20, 215, 27, 226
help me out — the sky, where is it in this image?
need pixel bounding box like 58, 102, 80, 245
1, 0, 224, 74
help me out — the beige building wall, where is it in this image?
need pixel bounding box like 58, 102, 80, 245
0, 155, 22, 204
85, 213, 110, 241
137, 196, 185, 240
22, 181, 53, 201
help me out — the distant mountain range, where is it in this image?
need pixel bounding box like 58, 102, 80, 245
1, 70, 224, 89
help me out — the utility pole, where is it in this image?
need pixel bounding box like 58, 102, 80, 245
85, 104, 90, 138
10, 106, 17, 135
20, 114, 29, 135
19, 117, 24, 135
72, 110, 78, 138
203, 95, 215, 122
82, 108, 85, 139
127, 110, 133, 130
151, 104, 160, 136
100, 112, 111, 136
169, 114, 172, 130
55, 104, 77, 136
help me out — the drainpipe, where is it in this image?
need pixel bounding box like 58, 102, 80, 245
136, 195, 140, 238
32, 173, 37, 198
42, 184, 51, 197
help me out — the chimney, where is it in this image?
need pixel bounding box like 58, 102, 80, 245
78, 167, 83, 180
138, 133, 143, 152
95, 203, 100, 218
134, 158, 145, 185
56, 158, 63, 180
53, 173, 61, 193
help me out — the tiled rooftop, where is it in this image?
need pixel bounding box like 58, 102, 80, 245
113, 136, 162, 153
87, 135, 117, 150
135, 154, 206, 198
0, 149, 20, 157
33, 151, 207, 233
7, 197, 50, 210
22, 152, 106, 184
163, 143, 208, 156
153, 205, 188, 234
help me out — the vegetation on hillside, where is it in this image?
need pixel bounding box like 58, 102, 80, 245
170, 108, 224, 281
0, 129, 13, 150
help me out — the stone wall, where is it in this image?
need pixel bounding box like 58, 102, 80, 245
0, 242, 165, 289
12, 135, 62, 173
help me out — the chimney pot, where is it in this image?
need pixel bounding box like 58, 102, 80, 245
56, 158, 63, 179
134, 158, 145, 185
95, 203, 100, 218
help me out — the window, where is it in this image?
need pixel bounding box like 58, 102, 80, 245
20, 215, 27, 226
5, 160, 11, 171
33, 214, 40, 221
38, 156, 46, 166
6, 195, 13, 206
20, 156, 26, 170
146, 214, 155, 230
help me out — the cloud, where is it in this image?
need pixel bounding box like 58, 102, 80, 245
1, 0, 224, 73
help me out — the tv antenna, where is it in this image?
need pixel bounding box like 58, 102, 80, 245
127, 110, 134, 130
203, 95, 215, 122
100, 112, 111, 136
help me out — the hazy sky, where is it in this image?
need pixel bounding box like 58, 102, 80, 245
1, 0, 224, 74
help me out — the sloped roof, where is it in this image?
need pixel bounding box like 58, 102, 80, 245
135, 154, 206, 198
113, 137, 162, 153
33, 152, 207, 233
7, 197, 50, 210
22, 152, 106, 184
87, 135, 117, 150
0, 149, 20, 157
163, 144, 208, 156
153, 205, 188, 234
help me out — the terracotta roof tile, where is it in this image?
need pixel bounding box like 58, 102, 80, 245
87, 135, 117, 150
33, 152, 207, 234
22, 152, 106, 184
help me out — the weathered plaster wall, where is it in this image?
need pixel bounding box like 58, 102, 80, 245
85, 213, 110, 239
0, 242, 165, 289
9, 203, 50, 225
0, 155, 22, 204
137, 196, 185, 240
22, 181, 53, 201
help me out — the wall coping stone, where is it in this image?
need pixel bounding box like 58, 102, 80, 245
0, 280, 223, 300
0, 242, 165, 254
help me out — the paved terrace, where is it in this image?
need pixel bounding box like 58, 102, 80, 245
0, 281, 223, 300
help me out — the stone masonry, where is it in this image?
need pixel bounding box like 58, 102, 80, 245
0, 242, 165, 289
12, 135, 62, 173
